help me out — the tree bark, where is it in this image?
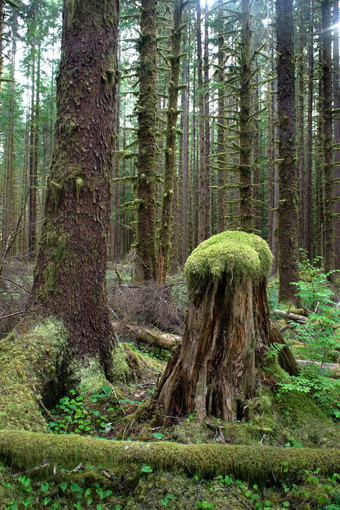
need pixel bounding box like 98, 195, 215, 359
276, 0, 300, 305
304, 0, 313, 258
29, 0, 119, 378
156, 231, 297, 422
333, 1, 340, 270
157, 0, 185, 283
135, 0, 158, 282
322, 0, 335, 273
239, 0, 252, 233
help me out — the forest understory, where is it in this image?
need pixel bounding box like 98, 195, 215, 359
0, 258, 339, 510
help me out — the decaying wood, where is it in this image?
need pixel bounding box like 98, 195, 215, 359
274, 309, 307, 323
112, 322, 181, 349
269, 322, 299, 376
0, 430, 339, 485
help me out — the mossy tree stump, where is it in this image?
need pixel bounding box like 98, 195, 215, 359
156, 231, 297, 421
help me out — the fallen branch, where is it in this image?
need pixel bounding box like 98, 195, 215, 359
0, 430, 338, 485
273, 310, 307, 323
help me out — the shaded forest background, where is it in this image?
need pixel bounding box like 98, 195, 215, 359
0, 0, 339, 287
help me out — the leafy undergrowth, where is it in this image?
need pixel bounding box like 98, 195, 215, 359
0, 259, 339, 508
0, 343, 339, 509
1, 460, 339, 510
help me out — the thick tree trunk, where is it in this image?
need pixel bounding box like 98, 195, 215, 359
29, 0, 119, 378
156, 231, 297, 422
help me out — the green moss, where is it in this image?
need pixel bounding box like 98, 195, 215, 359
111, 343, 130, 383
0, 318, 67, 432
51, 181, 62, 209
185, 231, 273, 290
75, 177, 83, 199
0, 430, 338, 485
68, 357, 109, 397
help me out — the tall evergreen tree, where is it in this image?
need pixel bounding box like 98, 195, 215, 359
135, 0, 158, 281
29, 0, 119, 379
321, 0, 335, 273
276, 0, 300, 304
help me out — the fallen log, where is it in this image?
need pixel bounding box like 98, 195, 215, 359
112, 322, 181, 350
0, 430, 338, 485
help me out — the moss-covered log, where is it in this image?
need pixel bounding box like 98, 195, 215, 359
0, 430, 338, 485
156, 231, 298, 421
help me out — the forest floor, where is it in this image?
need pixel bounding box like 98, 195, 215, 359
0, 260, 339, 509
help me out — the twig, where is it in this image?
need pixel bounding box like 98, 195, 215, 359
11, 462, 50, 478
0, 310, 24, 320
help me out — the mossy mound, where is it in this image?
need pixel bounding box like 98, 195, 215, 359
184, 230, 273, 290
0, 318, 67, 432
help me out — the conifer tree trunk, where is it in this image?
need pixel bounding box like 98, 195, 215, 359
276, 0, 300, 304
322, 0, 335, 273
334, 0, 340, 270
304, 0, 314, 258
28, 21, 37, 259
157, 0, 185, 283
297, 5, 305, 248
29, 0, 119, 377
217, 22, 226, 233
204, 0, 211, 239
197, 0, 207, 244
135, 0, 158, 281
239, 0, 252, 233
181, 31, 189, 264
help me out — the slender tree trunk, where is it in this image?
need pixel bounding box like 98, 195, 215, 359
304, 0, 314, 259
158, 0, 184, 283
217, 24, 226, 233
322, 0, 335, 273
297, 5, 305, 249
316, 52, 325, 260
239, 0, 252, 233
181, 31, 189, 263
0, 0, 4, 92
197, 0, 206, 243
135, 0, 158, 281
28, 31, 37, 259
334, 0, 340, 270
110, 41, 120, 263
276, 0, 300, 304
204, 0, 211, 239
29, 0, 119, 378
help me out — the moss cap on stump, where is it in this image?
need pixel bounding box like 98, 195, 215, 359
185, 231, 273, 290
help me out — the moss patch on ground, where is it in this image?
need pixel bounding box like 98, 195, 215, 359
0, 317, 67, 432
